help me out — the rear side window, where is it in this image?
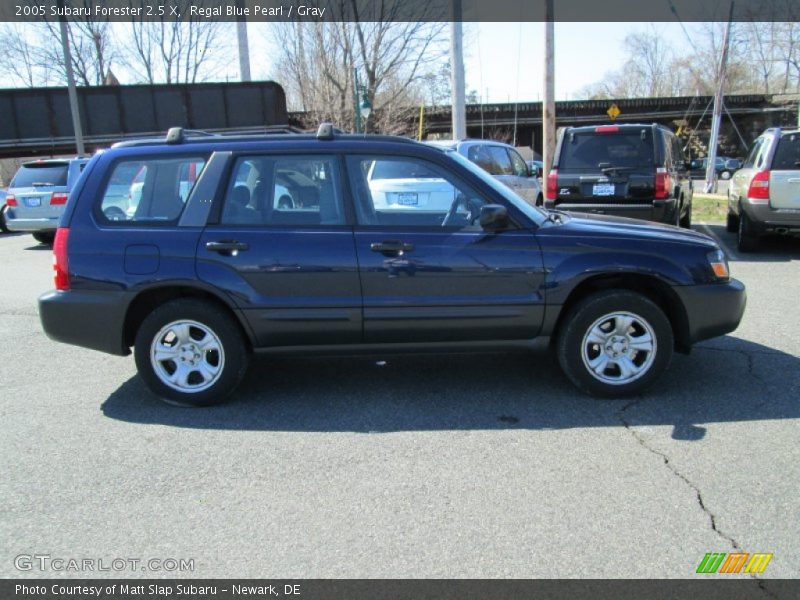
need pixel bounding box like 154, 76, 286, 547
11, 163, 68, 187
220, 155, 344, 227
559, 129, 655, 171
771, 134, 800, 170
98, 156, 206, 223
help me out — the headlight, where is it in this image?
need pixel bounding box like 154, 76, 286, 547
707, 248, 730, 281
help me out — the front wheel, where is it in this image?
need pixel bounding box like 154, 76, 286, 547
134, 299, 250, 406
556, 291, 674, 398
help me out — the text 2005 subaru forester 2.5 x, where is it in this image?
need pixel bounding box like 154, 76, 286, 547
39, 125, 746, 406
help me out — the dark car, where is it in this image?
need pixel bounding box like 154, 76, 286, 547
545, 123, 693, 228
39, 125, 745, 406
689, 156, 741, 180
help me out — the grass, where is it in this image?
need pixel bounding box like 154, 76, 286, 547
692, 193, 728, 223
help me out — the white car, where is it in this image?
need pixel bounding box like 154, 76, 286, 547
366, 159, 456, 212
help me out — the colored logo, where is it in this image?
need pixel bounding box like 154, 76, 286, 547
696, 552, 773, 574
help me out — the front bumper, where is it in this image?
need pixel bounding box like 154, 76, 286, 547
675, 279, 746, 345
39, 289, 130, 356
544, 198, 677, 224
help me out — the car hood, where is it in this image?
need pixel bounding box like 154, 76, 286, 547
550, 211, 717, 248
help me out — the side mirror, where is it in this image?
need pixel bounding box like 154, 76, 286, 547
479, 204, 508, 231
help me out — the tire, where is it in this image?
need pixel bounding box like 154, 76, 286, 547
721, 170, 731, 180
556, 290, 674, 398
32, 231, 55, 245
0, 206, 8, 233
725, 210, 739, 233
679, 201, 692, 228
536, 194, 543, 207
134, 299, 250, 407
736, 210, 759, 253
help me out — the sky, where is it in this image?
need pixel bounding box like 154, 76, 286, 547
244, 21, 691, 103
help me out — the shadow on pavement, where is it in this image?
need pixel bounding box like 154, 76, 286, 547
102, 335, 799, 439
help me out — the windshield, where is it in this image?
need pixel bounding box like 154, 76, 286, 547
446, 150, 547, 225
11, 163, 69, 187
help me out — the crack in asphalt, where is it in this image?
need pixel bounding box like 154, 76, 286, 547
618, 397, 742, 552
694, 344, 768, 384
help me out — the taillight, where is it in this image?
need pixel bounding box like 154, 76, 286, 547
546, 168, 558, 200
6, 194, 17, 207
50, 192, 68, 205
655, 167, 671, 200
747, 170, 770, 202
53, 227, 70, 291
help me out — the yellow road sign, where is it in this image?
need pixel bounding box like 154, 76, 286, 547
607, 104, 621, 120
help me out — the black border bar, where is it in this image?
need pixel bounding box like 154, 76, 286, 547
2, 0, 800, 22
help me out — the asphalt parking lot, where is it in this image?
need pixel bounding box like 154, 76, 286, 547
1, 225, 798, 582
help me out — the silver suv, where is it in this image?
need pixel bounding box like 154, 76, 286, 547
426, 139, 543, 206
727, 128, 800, 252
5, 158, 89, 244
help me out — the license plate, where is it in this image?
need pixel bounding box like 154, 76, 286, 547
592, 183, 615, 196
24, 197, 41, 207
395, 193, 418, 206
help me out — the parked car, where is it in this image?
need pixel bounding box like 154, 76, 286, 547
727, 128, 800, 251
38, 125, 745, 406
0, 189, 7, 233
4, 157, 90, 243
689, 156, 741, 180
527, 160, 544, 178
426, 139, 543, 206
544, 123, 693, 228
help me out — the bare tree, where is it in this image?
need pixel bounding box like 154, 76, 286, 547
119, 1, 232, 84
268, 0, 447, 133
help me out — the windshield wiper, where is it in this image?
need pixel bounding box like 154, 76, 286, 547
30, 182, 56, 187
599, 166, 635, 175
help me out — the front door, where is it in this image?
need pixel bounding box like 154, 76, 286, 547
197, 154, 361, 347
346, 154, 546, 344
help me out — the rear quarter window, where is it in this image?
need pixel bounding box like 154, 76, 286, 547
10, 163, 69, 187
96, 156, 206, 224
771, 134, 800, 170
559, 130, 655, 171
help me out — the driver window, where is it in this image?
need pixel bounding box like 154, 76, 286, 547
346, 155, 489, 230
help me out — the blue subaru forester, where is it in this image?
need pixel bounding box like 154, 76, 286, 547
39, 125, 746, 406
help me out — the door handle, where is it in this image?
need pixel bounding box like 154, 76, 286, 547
206, 240, 249, 254
370, 240, 414, 256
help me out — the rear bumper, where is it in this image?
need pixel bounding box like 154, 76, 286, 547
5, 215, 59, 232
39, 289, 130, 356
741, 201, 800, 235
544, 198, 676, 223
675, 279, 746, 345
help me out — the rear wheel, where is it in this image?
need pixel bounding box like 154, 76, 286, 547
32, 231, 55, 245
134, 299, 250, 407
737, 210, 759, 253
0, 206, 8, 233
679, 200, 692, 228
726, 209, 739, 233
556, 290, 674, 398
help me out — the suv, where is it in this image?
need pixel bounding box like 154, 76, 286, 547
5, 158, 90, 243
545, 124, 693, 228
727, 128, 800, 252
39, 125, 745, 406
426, 140, 543, 206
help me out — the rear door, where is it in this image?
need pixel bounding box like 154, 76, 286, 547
554, 126, 656, 208
768, 132, 800, 210
196, 154, 362, 347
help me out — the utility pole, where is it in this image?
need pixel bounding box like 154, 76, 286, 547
543, 0, 556, 180
450, 0, 466, 140
236, 0, 251, 82
705, 2, 735, 193
58, 0, 84, 156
